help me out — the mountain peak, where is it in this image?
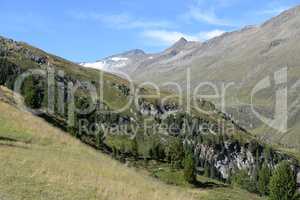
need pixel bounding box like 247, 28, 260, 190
168, 37, 189, 51
179, 37, 188, 42
176, 37, 188, 45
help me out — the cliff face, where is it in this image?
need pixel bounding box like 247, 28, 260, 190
193, 140, 299, 182
196, 143, 255, 179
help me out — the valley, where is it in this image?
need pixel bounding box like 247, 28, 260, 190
1, 3, 300, 200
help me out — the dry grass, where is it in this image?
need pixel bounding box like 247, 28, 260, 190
0, 88, 264, 200
0, 99, 202, 200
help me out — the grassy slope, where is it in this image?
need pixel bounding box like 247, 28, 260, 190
0, 87, 264, 200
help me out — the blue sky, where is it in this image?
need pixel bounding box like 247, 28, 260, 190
0, 0, 299, 62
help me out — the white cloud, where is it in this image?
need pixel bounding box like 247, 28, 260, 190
69, 12, 173, 29
142, 29, 225, 46
198, 30, 226, 40
182, 0, 235, 26
183, 6, 233, 26
142, 30, 198, 45
187, 8, 231, 26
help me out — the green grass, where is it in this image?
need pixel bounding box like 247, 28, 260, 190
0, 117, 33, 143
143, 162, 191, 187
131, 160, 266, 200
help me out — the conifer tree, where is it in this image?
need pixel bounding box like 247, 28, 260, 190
132, 138, 139, 160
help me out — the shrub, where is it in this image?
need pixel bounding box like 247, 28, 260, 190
269, 161, 298, 200
183, 152, 196, 184
166, 139, 184, 169
231, 170, 257, 193
258, 164, 271, 196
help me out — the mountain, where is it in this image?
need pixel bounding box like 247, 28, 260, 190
80, 37, 202, 75
80, 49, 148, 73
84, 5, 300, 148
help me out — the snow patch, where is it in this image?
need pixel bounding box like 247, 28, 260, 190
80, 61, 106, 70
80, 57, 130, 72
110, 57, 129, 62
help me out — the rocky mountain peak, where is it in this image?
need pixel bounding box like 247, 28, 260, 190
178, 37, 188, 43
163, 37, 190, 56
172, 37, 188, 48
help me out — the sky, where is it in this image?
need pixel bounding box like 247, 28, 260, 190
0, 0, 300, 62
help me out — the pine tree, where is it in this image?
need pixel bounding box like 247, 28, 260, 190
132, 138, 139, 160
112, 146, 117, 158
264, 146, 272, 162
210, 162, 216, 179
258, 164, 271, 196
23, 77, 44, 109
204, 162, 211, 178
95, 131, 103, 149
149, 148, 154, 159
269, 161, 297, 200
120, 143, 126, 154
183, 152, 196, 184
253, 149, 260, 182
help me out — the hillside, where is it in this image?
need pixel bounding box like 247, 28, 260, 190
0, 86, 263, 200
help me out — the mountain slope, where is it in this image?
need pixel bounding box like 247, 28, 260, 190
80, 37, 202, 75
0, 86, 264, 200
85, 5, 300, 148
80, 49, 147, 73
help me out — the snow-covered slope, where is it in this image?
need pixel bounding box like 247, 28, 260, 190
80, 57, 129, 72
80, 49, 147, 73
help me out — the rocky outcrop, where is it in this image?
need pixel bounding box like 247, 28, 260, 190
192, 139, 298, 181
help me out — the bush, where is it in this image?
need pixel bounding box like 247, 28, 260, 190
258, 164, 271, 196
166, 139, 184, 169
269, 161, 298, 200
231, 170, 257, 193
95, 131, 104, 149
148, 140, 165, 161
183, 152, 196, 183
